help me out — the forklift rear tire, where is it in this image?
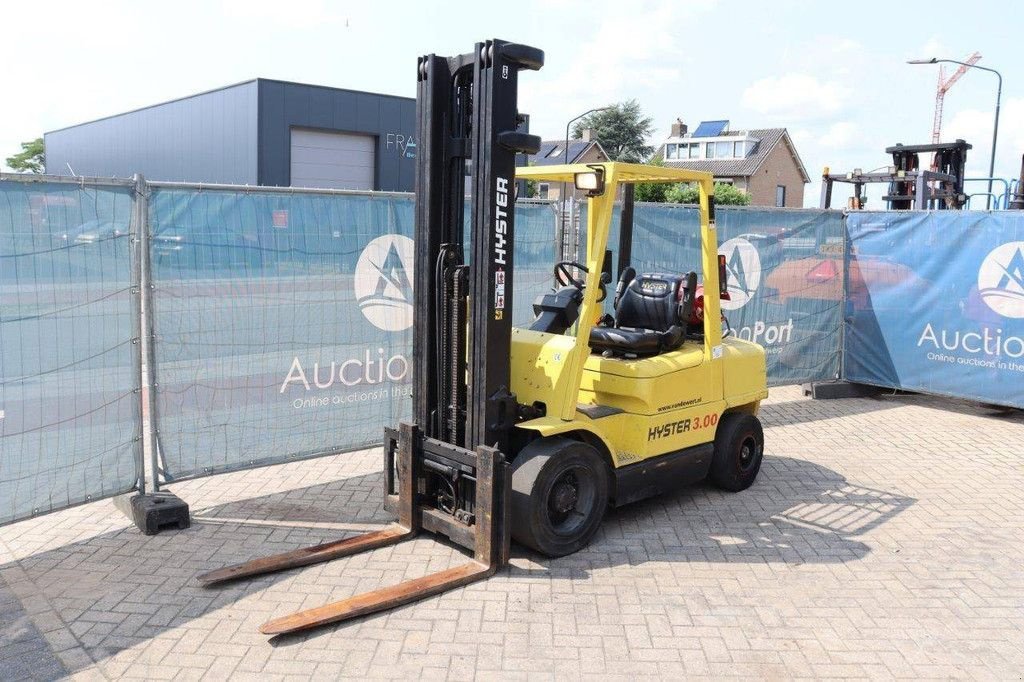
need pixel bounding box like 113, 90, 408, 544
510, 438, 610, 557
710, 413, 764, 492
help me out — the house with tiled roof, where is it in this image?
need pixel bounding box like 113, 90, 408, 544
526, 132, 609, 200
655, 119, 809, 207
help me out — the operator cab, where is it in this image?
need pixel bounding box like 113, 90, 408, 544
589, 268, 697, 357
528, 262, 699, 358
528, 260, 608, 335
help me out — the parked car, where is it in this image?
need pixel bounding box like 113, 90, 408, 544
61, 219, 129, 245
152, 224, 269, 273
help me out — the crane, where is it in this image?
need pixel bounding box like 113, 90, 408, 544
932, 51, 982, 143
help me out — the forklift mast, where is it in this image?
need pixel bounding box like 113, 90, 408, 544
414, 40, 543, 455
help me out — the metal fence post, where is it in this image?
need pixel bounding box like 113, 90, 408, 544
137, 176, 162, 491
131, 174, 147, 495
553, 199, 566, 262
839, 210, 851, 381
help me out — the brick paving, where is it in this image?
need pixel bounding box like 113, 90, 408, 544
1, 385, 1023, 680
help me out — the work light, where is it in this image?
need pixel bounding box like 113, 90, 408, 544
574, 167, 606, 196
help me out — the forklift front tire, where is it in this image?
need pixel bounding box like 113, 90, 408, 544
710, 413, 764, 492
511, 438, 609, 557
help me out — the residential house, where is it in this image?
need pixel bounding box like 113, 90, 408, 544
655, 119, 809, 207
526, 131, 609, 200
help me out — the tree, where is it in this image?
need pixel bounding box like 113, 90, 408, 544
571, 100, 654, 162
523, 176, 538, 199
667, 182, 752, 206
6, 137, 45, 173
522, 160, 539, 198
633, 158, 674, 203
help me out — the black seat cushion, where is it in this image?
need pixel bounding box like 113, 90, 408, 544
589, 324, 683, 356
616, 274, 680, 331
589, 272, 693, 357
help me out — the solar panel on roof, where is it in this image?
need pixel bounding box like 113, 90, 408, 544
691, 120, 729, 137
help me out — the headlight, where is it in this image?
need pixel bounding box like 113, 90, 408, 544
574, 167, 605, 196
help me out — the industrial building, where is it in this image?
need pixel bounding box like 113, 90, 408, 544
43, 79, 417, 191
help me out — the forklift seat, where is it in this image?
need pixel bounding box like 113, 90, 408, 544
589, 271, 697, 357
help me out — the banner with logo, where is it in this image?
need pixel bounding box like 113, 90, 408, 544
148, 188, 558, 480
844, 211, 1024, 407
624, 204, 844, 386
0, 179, 140, 525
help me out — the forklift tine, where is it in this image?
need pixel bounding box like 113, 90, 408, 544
197, 524, 413, 586
259, 560, 493, 635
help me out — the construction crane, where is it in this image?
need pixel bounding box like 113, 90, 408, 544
932, 51, 982, 143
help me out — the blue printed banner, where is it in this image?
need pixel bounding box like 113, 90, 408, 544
624, 204, 845, 386
0, 179, 140, 525
148, 188, 558, 480
844, 211, 1024, 408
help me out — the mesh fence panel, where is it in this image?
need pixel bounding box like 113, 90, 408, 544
509, 201, 560, 327
580, 201, 844, 386
4, 172, 1017, 514
149, 187, 558, 481
844, 211, 1024, 407
716, 207, 844, 386
0, 179, 140, 525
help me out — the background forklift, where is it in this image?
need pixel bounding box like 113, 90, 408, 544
198, 38, 768, 636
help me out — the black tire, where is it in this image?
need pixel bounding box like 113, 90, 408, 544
510, 438, 610, 557
709, 412, 764, 492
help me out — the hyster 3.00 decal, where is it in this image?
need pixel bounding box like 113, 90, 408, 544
647, 413, 719, 441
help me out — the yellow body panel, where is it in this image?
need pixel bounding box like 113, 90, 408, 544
510, 328, 584, 408
578, 343, 713, 415
510, 162, 768, 468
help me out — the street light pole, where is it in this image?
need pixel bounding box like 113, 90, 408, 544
565, 107, 611, 166
908, 57, 1004, 209
558, 107, 610, 258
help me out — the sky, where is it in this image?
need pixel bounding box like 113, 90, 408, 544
3, 0, 1022, 207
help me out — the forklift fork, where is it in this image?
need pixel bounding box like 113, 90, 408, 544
197, 422, 511, 635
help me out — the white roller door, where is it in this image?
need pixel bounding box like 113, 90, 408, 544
290, 129, 375, 190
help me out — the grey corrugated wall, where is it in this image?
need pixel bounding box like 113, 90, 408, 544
44, 81, 259, 184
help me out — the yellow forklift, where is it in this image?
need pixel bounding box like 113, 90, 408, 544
198, 39, 768, 635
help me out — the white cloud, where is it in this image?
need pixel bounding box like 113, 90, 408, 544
520, 0, 717, 138
945, 97, 1024, 180
913, 36, 948, 61
219, 0, 348, 28
832, 38, 862, 53
741, 74, 849, 121
818, 122, 860, 149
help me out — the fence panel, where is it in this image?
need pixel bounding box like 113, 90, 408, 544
7, 172, 1019, 518
716, 208, 844, 386
616, 203, 844, 386
508, 201, 561, 327
148, 187, 559, 481
844, 211, 1024, 408
0, 178, 141, 525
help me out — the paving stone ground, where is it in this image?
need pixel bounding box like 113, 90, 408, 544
1, 385, 1023, 680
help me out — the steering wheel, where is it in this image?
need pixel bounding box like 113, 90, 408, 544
554, 261, 607, 302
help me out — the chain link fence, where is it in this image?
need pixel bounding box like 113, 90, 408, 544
844, 210, 1024, 407
578, 201, 845, 386
146, 186, 561, 482
7, 172, 1014, 527
0, 175, 143, 525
